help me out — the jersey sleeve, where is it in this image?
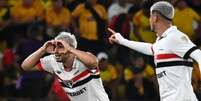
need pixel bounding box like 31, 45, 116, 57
166, 33, 199, 59
36, 55, 54, 73
75, 59, 99, 74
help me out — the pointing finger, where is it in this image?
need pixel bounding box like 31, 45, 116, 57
108, 28, 116, 35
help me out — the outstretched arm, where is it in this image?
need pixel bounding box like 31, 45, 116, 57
108, 28, 154, 56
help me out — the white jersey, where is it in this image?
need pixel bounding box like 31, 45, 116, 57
152, 26, 198, 101
38, 55, 110, 101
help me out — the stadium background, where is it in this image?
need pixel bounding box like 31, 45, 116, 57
0, 0, 200, 101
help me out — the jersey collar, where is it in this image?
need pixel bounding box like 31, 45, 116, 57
161, 26, 177, 37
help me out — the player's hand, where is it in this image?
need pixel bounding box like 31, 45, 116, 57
56, 40, 73, 54
42, 40, 56, 54
108, 28, 125, 44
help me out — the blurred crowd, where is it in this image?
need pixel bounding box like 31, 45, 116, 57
0, 0, 201, 101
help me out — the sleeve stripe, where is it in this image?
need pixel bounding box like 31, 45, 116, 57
183, 46, 199, 59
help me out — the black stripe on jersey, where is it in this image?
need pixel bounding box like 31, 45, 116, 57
156, 61, 193, 68
183, 46, 199, 59
60, 75, 100, 89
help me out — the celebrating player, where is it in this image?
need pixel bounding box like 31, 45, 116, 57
108, 1, 201, 101
21, 32, 110, 101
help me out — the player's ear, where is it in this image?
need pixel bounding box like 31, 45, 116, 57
152, 15, 158, 23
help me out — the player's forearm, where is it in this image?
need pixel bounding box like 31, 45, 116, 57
119, 38, 153, 56
21, 47, 46, 71
190, 49, 201, 75
69, 48, 98, 69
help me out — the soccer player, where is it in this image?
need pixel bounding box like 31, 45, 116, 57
108, 1, 201, 101
21, 32, 110, 101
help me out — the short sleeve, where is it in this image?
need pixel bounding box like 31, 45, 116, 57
166, 33, 198, 59
75, 58, 99, 74
37, 55, 54, 73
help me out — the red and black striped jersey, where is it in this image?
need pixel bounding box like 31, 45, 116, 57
37, 55, 109, 101
152, 26, 198, 101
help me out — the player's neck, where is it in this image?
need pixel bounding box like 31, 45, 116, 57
63, 56, 75, 70
156, 24, 171, 37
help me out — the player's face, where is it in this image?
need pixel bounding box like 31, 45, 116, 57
55, 50, 72, 62
54, 41, 70, 62
54, 46, 64, 62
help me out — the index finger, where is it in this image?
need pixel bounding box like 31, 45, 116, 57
108, 28, 116, 35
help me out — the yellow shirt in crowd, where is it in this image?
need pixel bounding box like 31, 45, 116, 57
45, 7, 71, 27
10, 0, 44, 23
124, 64, 155, 81
133, 10, 156, 43
72, 4, 107, 40
173, 8, 200, 40
100, 64, 117, 82
0, 8, 8, 24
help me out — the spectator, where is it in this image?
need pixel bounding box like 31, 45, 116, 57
15, 24, 52, 100
1, 41, 17, 97
125, 67, 159, 101
173, 0, 201, 41
0, 0, 10, 28
124, 54, 159, 101
45, 0, 71, 31
124, 53, 155, 82
97, 52, 118, 100
133, 0, 156, 43
72, 0, 107, 54
128, 5, 141, 41
108, 0, 132, 21
108, 13, 131, 66
10, 0, 44, 24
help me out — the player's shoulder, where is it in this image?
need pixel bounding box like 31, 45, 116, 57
167, 27, 187, 38
167, 28, 191, 44
74, 58, 87, 71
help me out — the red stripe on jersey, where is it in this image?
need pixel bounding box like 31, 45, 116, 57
72, 67, 100, 82
72, 70, 91, 82
156, 54, 180, 60
36, 62, 44, 71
